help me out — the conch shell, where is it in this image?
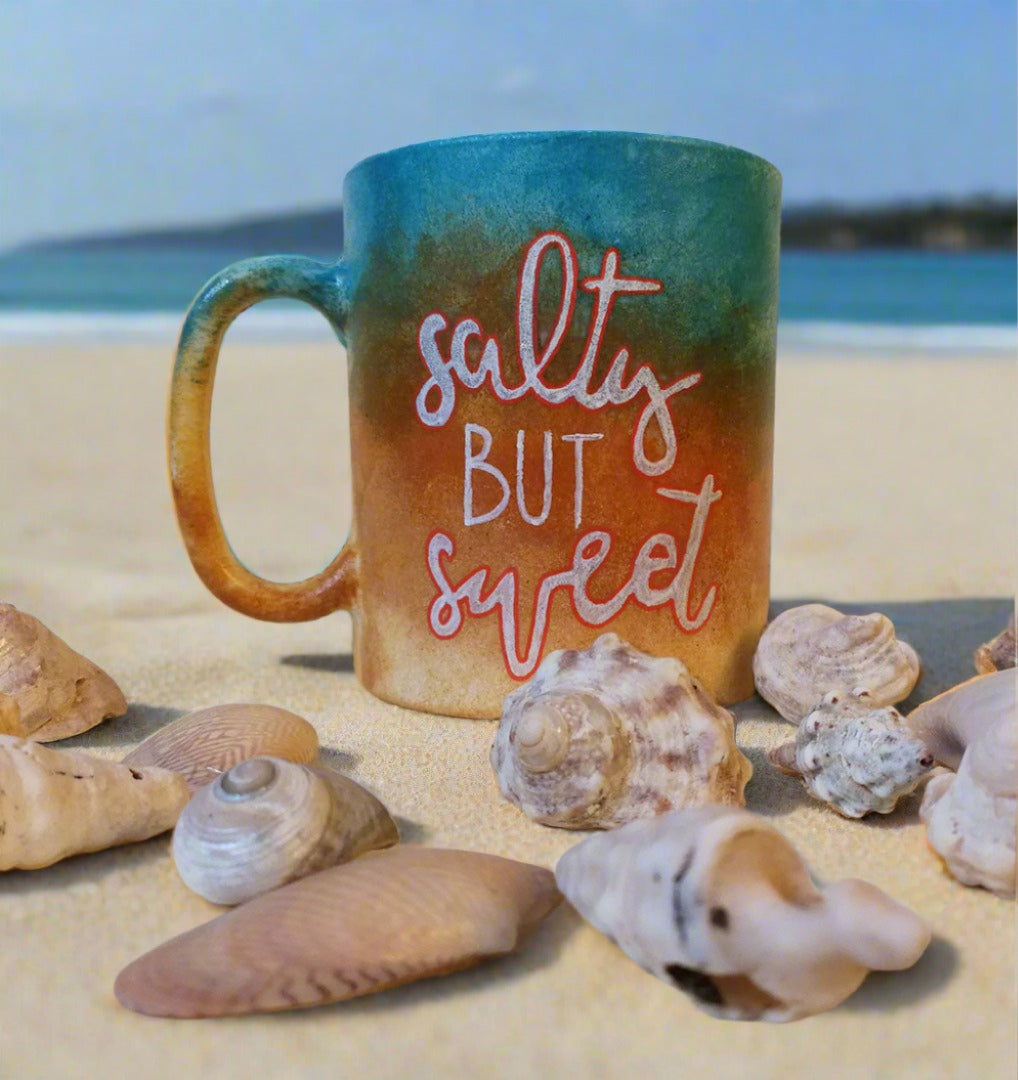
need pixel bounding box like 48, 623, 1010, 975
115, 846, 562, 1017
172, 757, 399, 905
0, 735, 189, 870
491, 633, 752, 829
974, 613, 1016, 674
768, 689, 934, 817
910, 670, 1017, 897
556, 806, 931, 1022
752, 604, 920, 723
0, 602, 127, 741
122, 703, 319, 789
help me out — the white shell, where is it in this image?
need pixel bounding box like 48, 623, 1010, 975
915, 671, 1017, 898
0, 736, 189, 870
491, 634, 752, 829
768, 689, 934, 817
752, 604, 920, 723
172, 757, 398, 905
556, 806, 931, 1022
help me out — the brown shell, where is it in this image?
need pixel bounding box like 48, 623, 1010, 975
122, 704, 319, 789
0, 602, 127, 741
974, 614, 1016, 674
114, 846, 562, 1017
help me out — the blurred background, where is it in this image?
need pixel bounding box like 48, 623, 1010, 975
1, 0, 1015, 344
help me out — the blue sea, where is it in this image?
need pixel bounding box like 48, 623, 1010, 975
0, 248, 1014, 349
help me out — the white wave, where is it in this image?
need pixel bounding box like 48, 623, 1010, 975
779, 320, 1016, 353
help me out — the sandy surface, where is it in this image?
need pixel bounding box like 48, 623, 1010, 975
1, 341, 1015, 1079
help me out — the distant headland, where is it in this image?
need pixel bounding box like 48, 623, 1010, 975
13, 197, 1016, 255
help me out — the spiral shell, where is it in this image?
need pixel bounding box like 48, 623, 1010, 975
768, 689, 934, 817
122, 703, 319, 788
974, 613, 1016, 674
115, 847, 561, 1017
556, 806, 931, 1022
0, 602, 127, 741
491, 633, 752, 829
752, 604, 920, 723
172, 757, 398, 905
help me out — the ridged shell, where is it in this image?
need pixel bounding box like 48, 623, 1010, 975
0, 736, 189, 870
752, 604, 920, 723
491, 633, 752, 829
122, 703, 319, 788
115, 846, 562, 1017
0, 602, 127, 741
172, 757, 399, 905
906, 669, 1016, 769
556, 806, 931, 1022
974, 613, 1016, 674
768, 689, 934, 817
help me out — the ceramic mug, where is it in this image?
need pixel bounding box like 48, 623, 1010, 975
169, 131, 781, 717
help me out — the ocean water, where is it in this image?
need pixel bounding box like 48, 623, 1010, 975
0, 247, 1014, 348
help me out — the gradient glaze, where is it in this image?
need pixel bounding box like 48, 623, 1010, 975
170, 132, 781, 717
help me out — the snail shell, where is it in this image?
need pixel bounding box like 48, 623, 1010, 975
0, 602, 127, 741
115, 846, 562, 1017
491, 633, 752, 829
556, 806, 931, 1022
768, 689, 934, 817
122, 703, 319, 788
0, 735, 189, 870
752, 604, 920, 723
172, 757, 399, 904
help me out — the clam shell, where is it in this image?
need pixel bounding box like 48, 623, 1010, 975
752, 604, 920, 723
0, 602, 127, 741
491, 633, 752, 829
122, 703, 319, 788
556, 806, 931, 1022
172, 757, 399, 904
768, 689, 934, 817
115, 846, 561, 1017
0, 735, 189, 870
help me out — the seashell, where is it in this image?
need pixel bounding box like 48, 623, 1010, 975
768, 689, 934, 817
974, 613, 1016, 674
555, 805, 931, 1022
910, 669, 1017, 897
172, 757, 399, 905
115, 846, 561, 1017
0, 602, 127, 741
490, 633, 752, 829
752, 603, 920, 723
906, 668, 1016, 769
0, 735, 189, 870
122, 703, 319, 788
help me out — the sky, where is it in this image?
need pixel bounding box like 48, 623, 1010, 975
1, 0, 1015, 249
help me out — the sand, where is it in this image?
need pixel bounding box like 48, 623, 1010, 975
1, 341, 1015, 1079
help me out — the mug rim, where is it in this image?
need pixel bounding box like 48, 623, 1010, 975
348, 129, 780, 183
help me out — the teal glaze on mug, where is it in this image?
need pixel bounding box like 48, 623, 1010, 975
169, 132, 782, 717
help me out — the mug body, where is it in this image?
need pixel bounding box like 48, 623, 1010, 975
342, 131, 780, 716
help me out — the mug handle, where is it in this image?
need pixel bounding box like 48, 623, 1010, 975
168, 254, 358, 622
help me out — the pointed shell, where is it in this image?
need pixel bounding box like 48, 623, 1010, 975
906, 669, 1016, 769
768, 689, 934, 817
752, 604, 920, 723
115, 846, 562, 1017
920, 709, 1016, 898
0, 602, 127, 741
974, 613, 1016, 674
0, 735, 189, 870
491, 633, 752, 829
122, 703, 319, 788
172, 757, 399, 905
556, 806, 930, 1022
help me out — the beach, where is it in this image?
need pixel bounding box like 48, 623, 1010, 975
1, 340, 1015, 1078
